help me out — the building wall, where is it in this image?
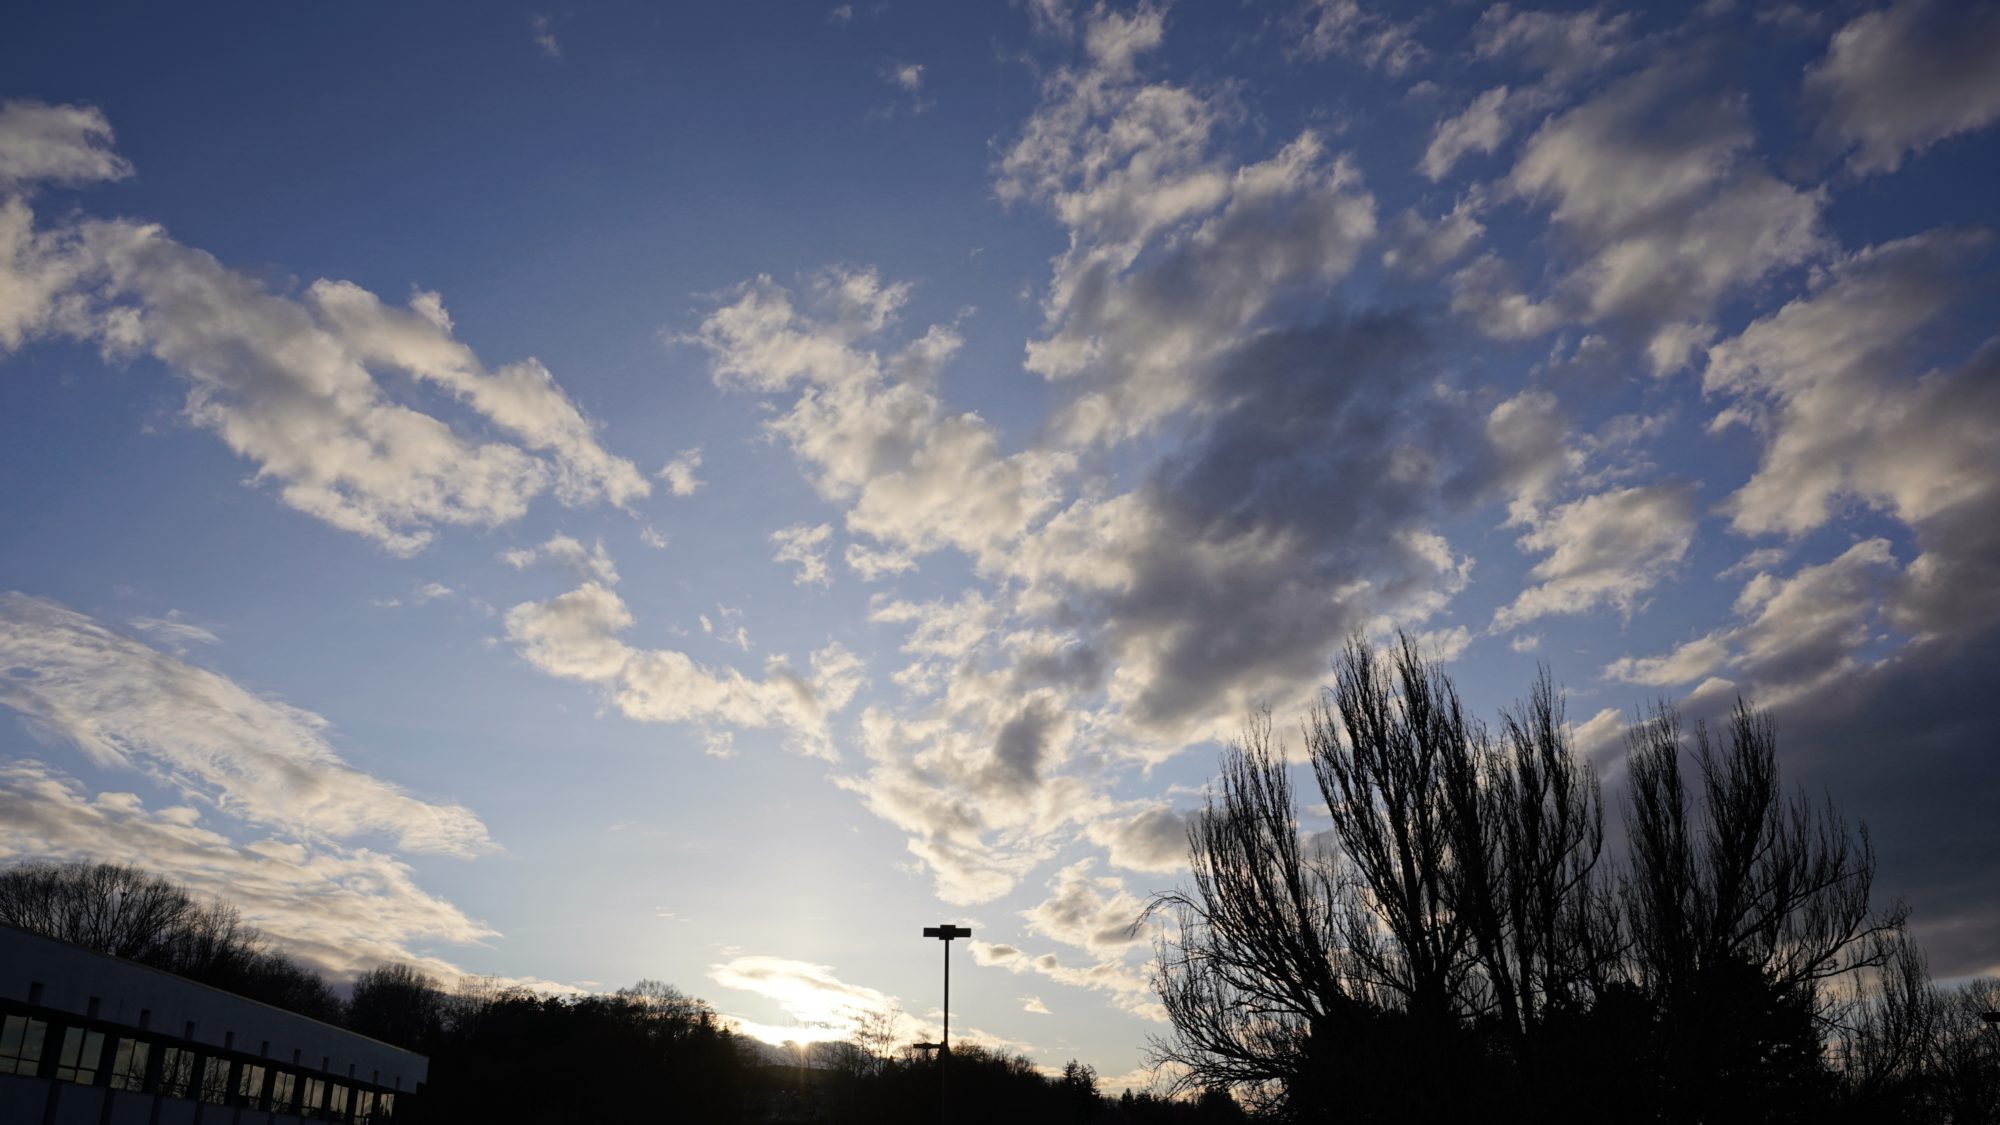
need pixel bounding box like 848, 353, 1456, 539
0, 923, 426, 1124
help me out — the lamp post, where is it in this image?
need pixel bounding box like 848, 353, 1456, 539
923, 923, 971, 1123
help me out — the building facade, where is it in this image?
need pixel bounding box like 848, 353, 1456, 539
0, 923, 426, 1124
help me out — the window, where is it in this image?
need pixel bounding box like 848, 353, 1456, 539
0, 1015, 47, 1076
327, 1082, 350, 1119
299, 1075, 325, 1118
157, 1047, 194, 1098
270, 1070, 297, 1113
53, 1027, 106, 1084
354, 1089, 376, 1122
237, 1062, 267, 1109
375, 1091, 396, 1121
199, 1056, 232, 1105
108, 1038, 150, 1091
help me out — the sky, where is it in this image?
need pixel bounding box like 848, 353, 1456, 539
1, 0, 1998, 1090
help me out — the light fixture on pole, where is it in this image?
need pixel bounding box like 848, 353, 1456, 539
922, 923, 971, 1123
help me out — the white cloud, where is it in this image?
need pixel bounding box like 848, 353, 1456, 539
502, 534, 621, 586
1422, 86, 1513, 181
686, 11, 1546, 909
503, 582, 864, 759
0, 197, 97, 352
1013, 127, 1378, 444
1718, 546, 1790, 580
1472, 4, 1631, 81
970, 940, 1164, 1022
1494, 482, 1698, 630
1703, 230, 2000, 637
127, 611, 221, 649
1021, 860, 1150, 955
1294, 0, 1426, 75
838, 694, 1107, 903
690, 270, 1071, 568
1484, 61, 1828, 344
845, 542, 915, 581
1604, 539, 1899, 706
1382, 193, 1485, 275
1449, 252, 1563, 339
1603, 634, 1731, 687
0, 105, 645, 555
1706, 231, 1989, 535
0, 100, 132, 189
771, 522, 834, 587
1485, 387, 1571, 527
1412, 624, 1473, 662
530, 14, 562, 59
1569, 706, 1626, 770
1083, 804, 1191, 873
996, 5, 1382, 445
0, 760, 496, 980
1082, 2, 1167, 74
303, 280, 649, 510
0, 593, 494, 856
709, 955, 901, 1044
659, 446, 704, 496
1806, 0, 2000, 174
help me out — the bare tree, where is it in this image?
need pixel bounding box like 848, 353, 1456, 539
1623, 700, 1902, 1120
1833, 932, 1940, 1119
348, 963, 445, 1048
0, 860, 264, 978
0, 861, 199, 960
1926, 977, 2000, 1125
1624, 701, 1900, 1009
1308, 635, 1478, 1028
1445, 670, 1616, 1088
1146, 711, 1354, 1113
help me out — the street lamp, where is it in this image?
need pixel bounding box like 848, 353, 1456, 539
923, 923, 971, 1123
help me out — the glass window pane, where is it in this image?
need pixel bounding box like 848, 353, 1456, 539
276, 1071, 297, 1109
54, 1028, 105, 1084
328, 1083, 349, 1116
301, 1075, 325, 1113
237, 1063, 266, 1108
201, 1057, 232, 1105
109, 1039, 150, 1090
158, 1048, 194, 1098
0, 1015, 47, 1076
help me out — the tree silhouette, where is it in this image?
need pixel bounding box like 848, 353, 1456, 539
1146, 635, 1936, 1124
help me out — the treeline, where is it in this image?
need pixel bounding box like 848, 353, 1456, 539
0, 861, 347, 1022
0, 861, 1228, 1124
1148, 636, 2000, 1124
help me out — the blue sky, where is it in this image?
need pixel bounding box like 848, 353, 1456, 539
3, 0, 1998, 1088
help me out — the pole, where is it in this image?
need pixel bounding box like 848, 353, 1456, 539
921, 923, 971, 1125
942, 937, 950, 1125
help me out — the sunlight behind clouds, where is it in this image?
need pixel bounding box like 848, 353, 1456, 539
1, 0, 1998, 1087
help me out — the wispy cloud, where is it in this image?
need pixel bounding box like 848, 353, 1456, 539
0, 101, 646, 555
530, 14, 562, 59
0, 593, 495, 856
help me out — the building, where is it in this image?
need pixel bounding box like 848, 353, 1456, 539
0, 922, 425, 1123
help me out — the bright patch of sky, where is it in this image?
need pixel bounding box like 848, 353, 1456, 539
3, 0, 1998, 1086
